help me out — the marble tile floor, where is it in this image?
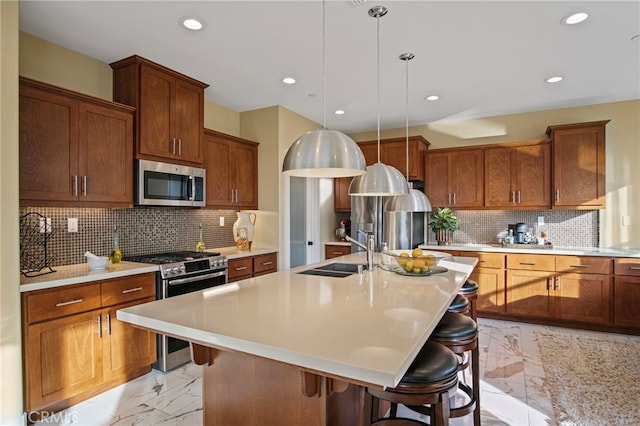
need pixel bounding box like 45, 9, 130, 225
35, 318, 635, 426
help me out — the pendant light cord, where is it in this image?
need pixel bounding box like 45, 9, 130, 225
376, 12, 381, 163
405, 55, 409, 180
322, 0, 326, 129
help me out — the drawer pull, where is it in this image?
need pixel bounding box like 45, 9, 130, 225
332, 251, 345, 255
235, 266, 248, 271
122, 287, 143, 294
477, 260, 486, 263
569, 264, 591, 268
106, 313, 111, 335
55, 298, 84, 307
519, 262, 536, 266
629, 267, 640, 270
261, 261, 273, 266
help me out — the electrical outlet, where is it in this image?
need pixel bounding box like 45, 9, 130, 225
622, 215, 631, 226
537, 216, 545, 226
219, 216, 225, 227
68, 218, 78, 233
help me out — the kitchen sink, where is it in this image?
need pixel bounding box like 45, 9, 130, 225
298, 262, 367, 278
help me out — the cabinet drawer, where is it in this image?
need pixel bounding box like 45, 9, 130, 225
614, 258, 640, 277
25, 283, 102, 324
556, 256, 611, 275
465, 251, 505, 269
325, 245, 351, 259
101, 273, 156, 307
254, 253, 277, 275
228, 257, 254, 281
506, 254, 555, 271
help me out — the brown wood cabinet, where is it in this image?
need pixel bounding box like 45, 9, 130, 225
613, 258, 640, 328
228, 252, 278, 282
467, 252, 506, 314
358, 136, 430, 180
22, 273, 156, 416
333, 177, 353, 212
325, 244, 352, 259
484, 140, 551, 209
424, 147, 484, 209
546, 120, 609, 209
111, 55, 208, 166
204, 129, 259, 209
19, 77, 134, 207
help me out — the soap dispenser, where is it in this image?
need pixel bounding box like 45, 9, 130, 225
110, 226, 122, 264
196, 224, 206, 252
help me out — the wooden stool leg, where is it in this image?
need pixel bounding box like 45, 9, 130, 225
472, 343, 480, 426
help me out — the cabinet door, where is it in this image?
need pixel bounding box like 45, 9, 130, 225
233, 142, 258, 208
228, 257, 254, 282
358, 142, 379, 165
25, 311, 103, 411
253, 253, 278, 276
139, 65, 173, 158
19, 85, 79, 202
78, 101, 134, 204
205, 134, 233, 207
471, 267, 505, 313
515, 144, 550, 208
613, 276, 640, 328
424, 152, 451, 206
173, 79, 204, 164
102, 298, 156, 382
549, 122, 607, 209
325, 245, 351, 259
381, 141, 410, 177
450, 149, 484, 208
555, 273, 610, 324
484, 147, 513, 207
334, 177, 353, 211
506, 270, 555, 318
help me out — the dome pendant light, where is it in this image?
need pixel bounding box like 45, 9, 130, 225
282, 1, 366, 178
386, 53, 432, 212
349, 6, 409, 197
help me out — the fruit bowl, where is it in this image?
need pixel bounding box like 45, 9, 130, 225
381, 248, 452, 275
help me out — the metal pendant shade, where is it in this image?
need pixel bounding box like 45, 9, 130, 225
282, 129, 366, 177
386, 52, 432, 211
282, 0, 366, 178
349, 5, 409, 197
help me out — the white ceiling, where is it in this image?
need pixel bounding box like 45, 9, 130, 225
19, 1, 640, 134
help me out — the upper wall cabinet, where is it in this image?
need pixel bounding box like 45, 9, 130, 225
424, 147, 484, 209
484, 140, 551, 209
357, 136, 430, 180
204, 129, 259, 209
19, 77, 135, 208
546, 120, 609, 210
110, 55, 209, 166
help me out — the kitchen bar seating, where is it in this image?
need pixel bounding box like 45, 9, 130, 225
458, 279, 479, 321
365, 341, 460, 426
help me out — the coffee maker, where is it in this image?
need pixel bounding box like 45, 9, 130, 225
335, 219, 351, 241
508, 223, 528, 244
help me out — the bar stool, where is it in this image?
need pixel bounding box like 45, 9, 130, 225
447, 294, 469, 315
426, 312, 481, 426
458, 279, 478, 321
365, 341, 460, 426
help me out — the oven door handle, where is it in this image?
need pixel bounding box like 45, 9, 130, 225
167, 270, 227, 286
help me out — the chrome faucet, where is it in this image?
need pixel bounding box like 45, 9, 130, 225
346, 230, 375, 271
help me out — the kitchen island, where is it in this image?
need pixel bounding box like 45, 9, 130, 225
117, 252, 477, 425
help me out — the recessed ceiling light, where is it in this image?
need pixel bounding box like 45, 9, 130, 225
562, 12, 588, 25
546, 76, 563, 83
282, 77, 296, 85
182, 18, 203, 31
425, 95, 439, 101
334, 110, 345, 115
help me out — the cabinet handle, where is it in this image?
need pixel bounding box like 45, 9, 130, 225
235, 266, 248, 271
122, 287, 143, 294
448, 193, 451, 204
556, 189, 560, 202
511, 191, 515, 204
106, 312, 111, 335
629, 266, 640, 270
555, 277, 560, 290
178, 138, 182, 156
569, 264, 591, 268
546, 277, 551, 290
172, 138, 177, 154
517, 190, 521, 203
519, 262, 536, 266
452, 193, 456, 205
332, 251, 345, 255
97, 315, 102, 338
261, 261, 273, 266
82, 176, 87, 196
55, 298, 84, 307
73, 175, 79, 197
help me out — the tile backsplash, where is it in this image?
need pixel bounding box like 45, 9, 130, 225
20, 207, 239, 268
429, 209, 599, 247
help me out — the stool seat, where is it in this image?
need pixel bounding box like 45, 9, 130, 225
399, 341, 459, 385
432, 312, 477, 340
458, 279, 478, 295
447, 294, 469, 313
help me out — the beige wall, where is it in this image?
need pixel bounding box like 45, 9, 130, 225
350, 101, 640, 249
1, 2, 24, 425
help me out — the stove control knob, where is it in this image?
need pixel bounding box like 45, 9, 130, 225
179, 265, 186, 273
172, 266, 180, 274
164, 268, 172, 276
211, 260, 218, 267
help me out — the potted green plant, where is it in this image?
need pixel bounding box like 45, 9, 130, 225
428, 207, 460, 245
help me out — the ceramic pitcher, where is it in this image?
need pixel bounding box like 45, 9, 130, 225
233, 212, 256, 251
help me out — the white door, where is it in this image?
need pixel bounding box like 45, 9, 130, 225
289, 177, 320, 268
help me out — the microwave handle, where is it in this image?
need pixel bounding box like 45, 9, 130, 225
187, 176, 194, 201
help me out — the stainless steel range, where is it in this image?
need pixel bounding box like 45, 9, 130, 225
124, 251, 228, 372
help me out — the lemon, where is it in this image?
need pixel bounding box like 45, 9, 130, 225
412, 268, 422, 274
398, 252, 410, 266
423, 254, 437, 267
412, 259, 426, 269
411, 248, 423, 258
404, 260, 414, 272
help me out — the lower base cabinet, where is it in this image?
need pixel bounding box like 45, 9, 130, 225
325, 244, 351, 260
228, 252, 278, 282
613, 258, 640, 328
23, 273, 156, 419
466, 252, 505, 314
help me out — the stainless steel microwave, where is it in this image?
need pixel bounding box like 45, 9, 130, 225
136, 159, 206, 207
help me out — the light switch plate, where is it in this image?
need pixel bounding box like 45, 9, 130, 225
537, 216, 545, 226
219, 216, 224, 227
622, 215, 631, 226
68, 218, 78, 233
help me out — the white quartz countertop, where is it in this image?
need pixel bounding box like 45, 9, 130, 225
207, 246, 278, 259
20, 261, 158, 292
419, 243, 640, 258
117, 252, 477, 389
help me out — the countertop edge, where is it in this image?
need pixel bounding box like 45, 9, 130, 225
419, 244, 640, 258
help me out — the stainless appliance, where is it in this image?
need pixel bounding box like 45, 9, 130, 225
136, 159, 206, 207
124, 251, 227, 372
350, 196, 426, 252
509, 223, 528, 244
